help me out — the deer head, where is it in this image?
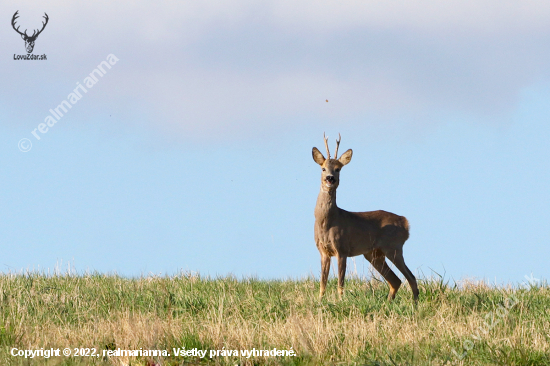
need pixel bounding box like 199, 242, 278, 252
312, 133, 353, 192
12, 11, 49, 54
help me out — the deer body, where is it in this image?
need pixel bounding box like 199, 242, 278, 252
315, 201, 408, 258
312, 134, 418, 301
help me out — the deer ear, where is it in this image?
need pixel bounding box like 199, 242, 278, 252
312, 147, 326, 166
21, 34, 26, 40
338, 149, 352, 165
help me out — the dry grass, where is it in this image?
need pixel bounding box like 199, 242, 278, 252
0, 272, 549, 365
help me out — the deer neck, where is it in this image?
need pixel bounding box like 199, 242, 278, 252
315, 188, 339, 223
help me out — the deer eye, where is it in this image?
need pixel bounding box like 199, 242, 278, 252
335, 168, 340, 172
322, 168, 326, 171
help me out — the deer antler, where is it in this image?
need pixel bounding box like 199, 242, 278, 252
12, 11, 49, 39
11, 11, 26, 37
32, 13, 49, 38
323, 132, 331, 159
334, 133, 341, 159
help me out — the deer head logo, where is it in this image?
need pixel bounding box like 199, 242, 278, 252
12, 11, 49, 54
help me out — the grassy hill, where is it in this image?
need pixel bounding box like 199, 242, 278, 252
0, 271, 549, 365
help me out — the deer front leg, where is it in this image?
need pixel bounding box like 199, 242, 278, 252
319, 252, 331, 299
337, 255, 347, 299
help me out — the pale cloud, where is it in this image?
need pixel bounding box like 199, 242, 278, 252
3, 1, 550, 139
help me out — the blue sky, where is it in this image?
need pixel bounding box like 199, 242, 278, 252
1, 1, 549, 284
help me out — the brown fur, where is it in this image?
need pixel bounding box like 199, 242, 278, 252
312, 142, 419, 302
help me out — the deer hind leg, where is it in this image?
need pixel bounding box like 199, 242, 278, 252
384, 249, 419, 302
319, 252, 331, 299
364, 249, 402, 301
337, 255, 347, 299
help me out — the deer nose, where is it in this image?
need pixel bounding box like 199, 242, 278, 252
325, 175, 336, 183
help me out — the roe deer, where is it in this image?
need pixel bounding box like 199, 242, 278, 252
312, 133, 418, 301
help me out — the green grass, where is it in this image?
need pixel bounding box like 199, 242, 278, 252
0, 271, 549, 365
